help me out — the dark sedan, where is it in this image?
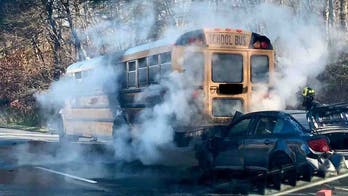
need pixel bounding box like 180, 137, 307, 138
195, 110, 345, 189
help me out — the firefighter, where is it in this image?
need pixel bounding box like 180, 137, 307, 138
302, 87, 320, 111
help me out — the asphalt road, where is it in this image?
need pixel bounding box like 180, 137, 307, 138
1, 128, 348, 195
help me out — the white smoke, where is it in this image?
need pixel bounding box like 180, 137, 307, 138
36, 56, 120, 108
35, 55, 121, 135
165, 2, 330, 110
114, 47, 204, 164
112, 2, 337, 163
77, 1, 156, 54
36, 1, 345, 166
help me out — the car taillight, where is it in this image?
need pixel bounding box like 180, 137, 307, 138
308, 138, 330, 152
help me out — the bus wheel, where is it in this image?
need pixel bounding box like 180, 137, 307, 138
112, 113, 128, 138
174, 132, 191, 147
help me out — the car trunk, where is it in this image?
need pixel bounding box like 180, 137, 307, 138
309, 104, 348, 150
318, 129, 348, 150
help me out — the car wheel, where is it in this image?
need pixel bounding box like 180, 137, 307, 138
300, 164, 314, 181
269, 153, 295, 189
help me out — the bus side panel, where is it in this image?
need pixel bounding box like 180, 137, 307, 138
63, 120, 113, 137
75, 95, 112, 108
62, 108, 114, 121
61, 93, 117, 137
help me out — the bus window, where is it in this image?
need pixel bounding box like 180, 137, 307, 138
127, 61, 137, 88
160, 52, 171, 77
148, 55, 160, 84
148, 55, 159, 66
138, 57, 147, 68
183, 52, 204, 85
118, 63, 127, 89
212, 98, 243, 117
251, 55, 269, 83
138, 58, 147, 87
212, 53, 243, 83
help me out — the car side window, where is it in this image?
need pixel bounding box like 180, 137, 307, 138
228, 118, 251, 137
271, 116, 304, 134
286, 117, 306, 134
255, 117, 277, 135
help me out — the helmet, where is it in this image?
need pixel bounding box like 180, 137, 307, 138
302, 87, 315, 97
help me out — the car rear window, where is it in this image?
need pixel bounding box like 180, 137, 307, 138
290, 113, 310, 130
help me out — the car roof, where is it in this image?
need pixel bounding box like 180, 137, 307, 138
241, 110, 306, 118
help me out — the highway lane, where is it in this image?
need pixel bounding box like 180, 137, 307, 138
1, 128, 348, 195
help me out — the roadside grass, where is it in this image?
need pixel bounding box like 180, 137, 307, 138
0, 122, 48, 133
0, 107, 48, 133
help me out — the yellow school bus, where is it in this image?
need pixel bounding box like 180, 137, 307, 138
60, 28, 274, 144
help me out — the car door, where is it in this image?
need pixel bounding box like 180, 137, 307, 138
243, 115, 278, 170
213, 117, 252, 170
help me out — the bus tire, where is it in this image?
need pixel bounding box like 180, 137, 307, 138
112, 114, 128, 140
174, 132, 191, 147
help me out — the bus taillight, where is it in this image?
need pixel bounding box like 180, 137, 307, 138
250, 33, 273, 50
253, 41, 269, 49
261, 41, 268, 49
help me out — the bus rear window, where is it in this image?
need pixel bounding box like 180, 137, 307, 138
212, 98, 243, 117
212, 53, 243, 83
251, 55, 269, 83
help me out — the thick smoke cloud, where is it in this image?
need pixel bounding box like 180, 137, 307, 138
35, 56, 121, 134
114, 47, 204, 164
36, 1, 344, 165
164, 2, 330, 109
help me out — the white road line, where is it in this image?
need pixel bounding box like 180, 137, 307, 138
334, 186, 348, 191
35, 166, 97, 184
273, 172, 348, 196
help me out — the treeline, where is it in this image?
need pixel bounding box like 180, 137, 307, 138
0, 0, 347, 126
